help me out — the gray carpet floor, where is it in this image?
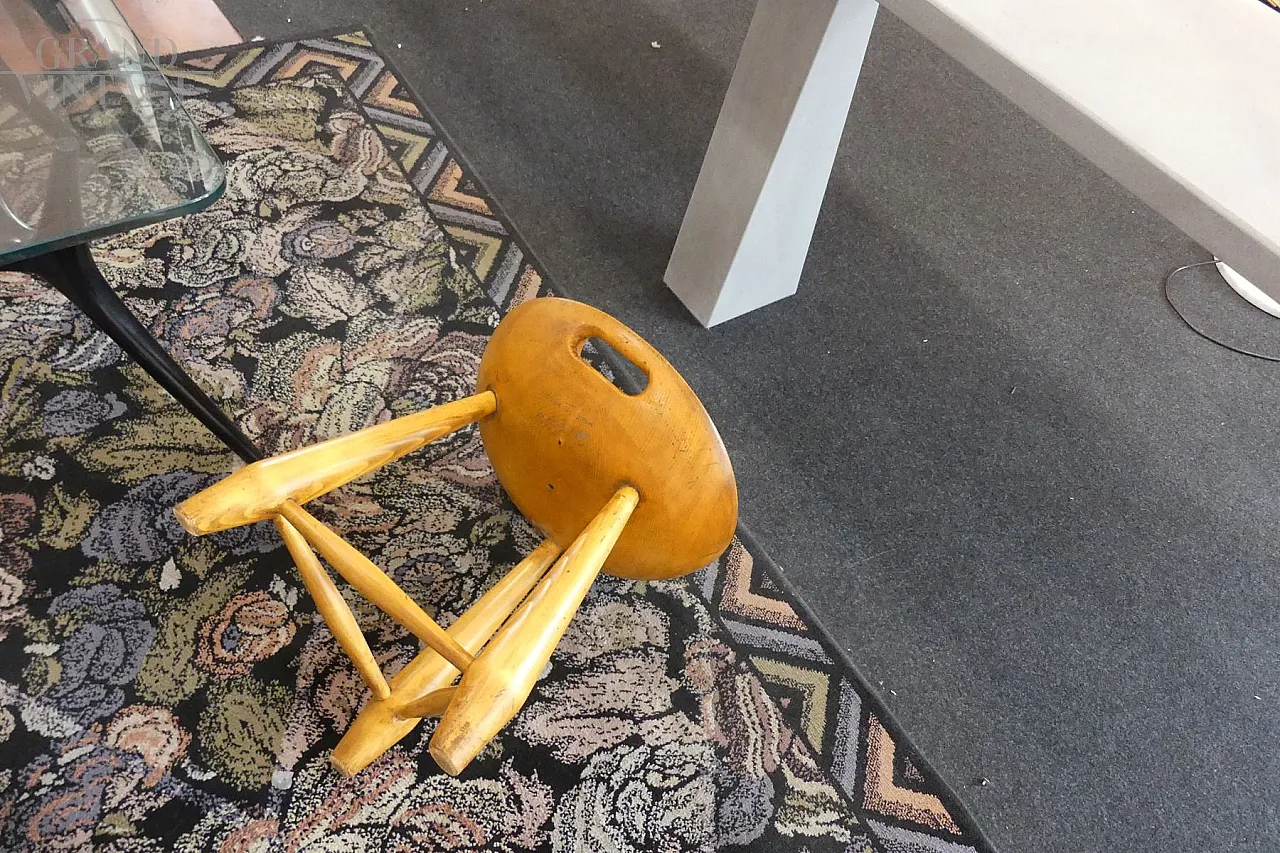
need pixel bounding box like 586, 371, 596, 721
211, 2, 1280, 850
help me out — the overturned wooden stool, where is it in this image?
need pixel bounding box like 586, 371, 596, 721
174, 298, 737, 776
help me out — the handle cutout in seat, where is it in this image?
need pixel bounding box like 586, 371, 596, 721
580, 337, 648, 395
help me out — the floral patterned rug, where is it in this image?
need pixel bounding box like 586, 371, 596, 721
0, 32, 997, 853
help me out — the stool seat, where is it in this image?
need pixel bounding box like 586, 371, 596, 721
478, 297, 737, 580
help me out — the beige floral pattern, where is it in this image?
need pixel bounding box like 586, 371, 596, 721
197, 591, 297, 678
105, 705, 191, 787
0, 69, 871, 852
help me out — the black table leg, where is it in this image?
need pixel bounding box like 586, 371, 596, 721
10, 244, 263, 463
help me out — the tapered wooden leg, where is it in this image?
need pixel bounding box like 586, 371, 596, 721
175, 391, 497, 535
275, 517, 390, 700
330, 539, 562, 776
277, 500, 475, 673
430, 486, 640, 775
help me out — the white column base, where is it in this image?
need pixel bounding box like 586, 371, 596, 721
1216, 259, 1280, 318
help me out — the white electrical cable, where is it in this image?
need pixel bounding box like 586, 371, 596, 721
1215, 260, 1280, 319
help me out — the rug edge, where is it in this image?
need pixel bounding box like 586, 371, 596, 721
355, 31, 1001, 849
732, 524, 1004, 853
169, 31, 1004, 852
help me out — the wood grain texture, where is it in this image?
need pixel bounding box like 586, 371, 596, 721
1, 0, 240, 72
395, 686, 456, 719
174, 392, 496, 535
115, 0, 241, 54
330, 540, 562, 776
430, 486, 639, 775
277, 500, 475, 673
275, 516, 390, 700
477, 298, 737, 580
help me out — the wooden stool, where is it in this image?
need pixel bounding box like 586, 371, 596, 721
174, 298, 737, 776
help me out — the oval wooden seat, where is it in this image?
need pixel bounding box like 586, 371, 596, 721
477, 297, 737, 580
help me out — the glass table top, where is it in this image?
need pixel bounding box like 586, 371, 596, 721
0, 0, 224, 262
